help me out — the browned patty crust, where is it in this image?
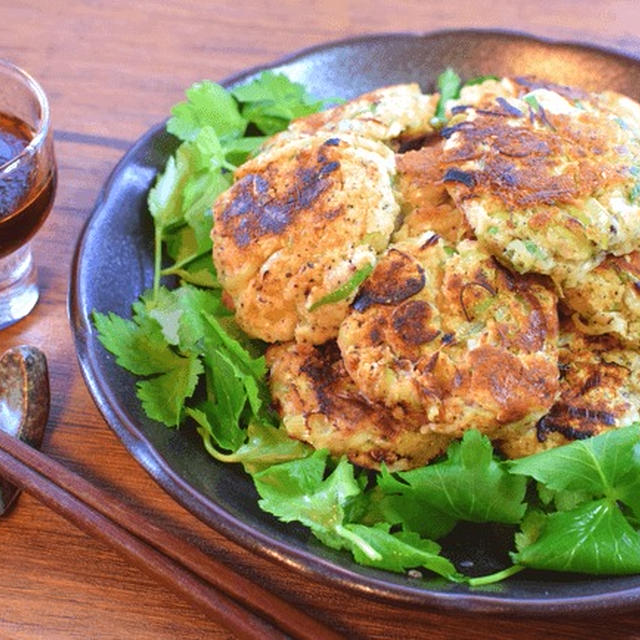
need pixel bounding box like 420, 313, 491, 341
267, 340, 451, 471
337, 234, 560, 439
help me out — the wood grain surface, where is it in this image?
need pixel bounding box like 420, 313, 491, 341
2, 1, 640, 638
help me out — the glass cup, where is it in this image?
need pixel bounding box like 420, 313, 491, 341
0, 60, 56, 329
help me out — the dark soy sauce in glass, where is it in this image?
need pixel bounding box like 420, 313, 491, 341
0, 112, 56, 258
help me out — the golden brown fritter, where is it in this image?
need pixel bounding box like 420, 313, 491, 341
440, 81, 640, 288
213, 74, 640, 470
265, 83, 438, 149
267, 340, 451, 471
392, 140, 473, 244
562, 250, 640, 344
337, 233, 560, 439
212, 132, 399, 344
497, 320, 640, 458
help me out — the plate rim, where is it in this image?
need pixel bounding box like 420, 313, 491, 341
69, 28, 640, 616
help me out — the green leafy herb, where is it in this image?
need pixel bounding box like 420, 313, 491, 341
232, 70, 331, 135
93, 302, 203, 426
344, 523, 461, 580
167, 80, 246, 143
93, 305, 181, 377
308, 263, 374, 312
253, 452, 364, 549
136, 356, 203, 426
509, 425, 640, 574
148, 126, 232, 297
196, 418, 311, 473
377, 430, 527, 539
514, 499, 640, 574
253, 451, 460, 580
432, 68, 462, 126
509, 425, 640, 510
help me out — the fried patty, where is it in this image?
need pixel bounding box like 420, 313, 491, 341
214, 74, 640, 470
265, 83, 438, 149
337, 233, 560, 439
392, 140, 473, 244
440, 80, 640, 288
267, 340, 451, 471
497, 319, 640, 458
562, 250, 640, 344
212, 132, 399, 343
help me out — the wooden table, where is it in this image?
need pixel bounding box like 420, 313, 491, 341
2, 1, 640, 638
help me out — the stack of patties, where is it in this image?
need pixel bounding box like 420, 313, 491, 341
212, 77, 640, 471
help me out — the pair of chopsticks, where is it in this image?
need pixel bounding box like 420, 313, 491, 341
0, 428, 344, 640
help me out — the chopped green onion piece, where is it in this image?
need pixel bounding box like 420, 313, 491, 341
308, 263, 374, 311
463, 74, 500, 87
524, 240, 542, 257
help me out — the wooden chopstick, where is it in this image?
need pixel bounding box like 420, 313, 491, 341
0, 429, 344, 640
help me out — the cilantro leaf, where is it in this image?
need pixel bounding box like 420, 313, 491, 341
509, 426, 640, 575
509, 424, 640, 517
147, 285, 230, 352
202, 313, 268, 415
223, 136, 268, 166
374, 469, 456, 540
195, 418, 310, 473
94, 302, 205, 427
186, 353, 247, 452
136, 355, 203, 427
344, 523, 461, 580
148, 126, 228, 231
148, 126, 231, 297
432, 68, 461, 125
253, 451, 363, 547
165, 224, 208, 265
93, 309, 185, 376
181, 131, 232, 222
167, 80, 246, 142
513, 499, 640, 574
379, 430, 527, 535
170, 256, 220, 289
232, 71, 327, 135
254, 453, 459, 579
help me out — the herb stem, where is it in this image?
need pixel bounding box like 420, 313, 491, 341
153, 227, 163, 303
197, 426, 238, 462
161, 249, 211, 275
467, 564, 525, 586
335, 524, 383, 562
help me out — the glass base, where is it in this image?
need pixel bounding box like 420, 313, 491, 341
0, 244, 39, 329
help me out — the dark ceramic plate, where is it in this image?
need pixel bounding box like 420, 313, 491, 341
70, 30, 640, 615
